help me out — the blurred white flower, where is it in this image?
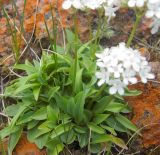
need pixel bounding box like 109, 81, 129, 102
146, 2, 160, 18
150, 17, 160, 34
128, 0, 146, 7
96, 42, 154, 95
109, 79, 126, 95
62, 0, 84, 9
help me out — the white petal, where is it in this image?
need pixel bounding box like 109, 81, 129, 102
118, 87, 125, 95
114, 72, 120, 78
98, 79, 105, 86
128, 0, 136, 7
141, 77, 147, 83
129, 77, 137, 84
96, 62, 105, 67
62, 0, 72, 9
109, 87, 117, 94
146, 11, 154, 18
147, 73, 155, 79
136, 1, 144, 7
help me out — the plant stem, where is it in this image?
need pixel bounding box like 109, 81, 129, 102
73, 11, 79, 93
127, 13, 142, 47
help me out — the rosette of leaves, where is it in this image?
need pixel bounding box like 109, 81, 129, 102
0, 30, 140, 155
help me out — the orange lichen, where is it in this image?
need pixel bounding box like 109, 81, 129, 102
13, 134, 46, 155
126, 82, 160, 148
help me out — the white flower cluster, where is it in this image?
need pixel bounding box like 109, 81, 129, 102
62, 0, 121, 20
128, 0, 160, 34
96, 42, 155, 95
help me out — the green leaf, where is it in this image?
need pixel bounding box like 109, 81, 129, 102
92, 134, 128, 150
48, 86, 59, 101
105, 101, 126, 113
60, 129, 76, 144
92, 114, 110, 124
88, 123, 105, 134
47, 105, 59, 123
74, 91, 86, 123
14, 83, 40, 95
10, 102, 30, 127
27, 120, 39, 129
51, 123, 73, 139
124, 89, 142, 96
90, 144, 101, 154
33, 86, 41, 101
106, 116, 128, 133
0, 126, 20, 139
93, 96, 114, 114
74, 125, 87, 134
77, 133, 88, 148
17, 111, 34, 125
115, 114, 138, 132
32, 107, 47, 120
100, 125, 117, 136
8, 126, 23, 154
75, 69, 83, 93
47, 143, 64, 155
34, 133, 49, 149
5, 104, 20, 117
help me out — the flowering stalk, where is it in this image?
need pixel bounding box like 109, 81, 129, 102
127, 12, 142, 47
73, 11, 79, 93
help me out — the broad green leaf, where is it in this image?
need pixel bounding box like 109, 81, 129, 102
27, 127, 50, 142
17, 111, 34, 125
77, 133, 88, 148
105, 101, 126, 113
74, 125, 87, 134
93, 96, 114, 114
48, 86, 59, 101
0, 126, 20, 139
124, 89, 142, 96
27, 120, 39, 129
10, 102, 30, 127
92, 134, 127, 150
88, 122, 105, 134
115, 114, 138, 132
92, 114, 110, 124
5, 104, 20, 116
34, 133, 49, 149
32, 107, 47, 120
74, 91, 86, 123
47, 143, 64, 155
90, 144, 101, 154
38, 121, 56, 131
8, 126, 23, 154
100, 125, 117, 136
106, 116, 128, 133
60, 129, 76, 144
33, 86, 41, 101
47, 105, 59, 123
51, 123, 73, 139
74, 68, 83, 93
14, 83, 40, 95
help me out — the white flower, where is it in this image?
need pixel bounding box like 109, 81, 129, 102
128, 0, 146, 7
82, 0, 105, 9
150, 17, 160, 34
139, 66, 155, 83
104, 6, 119, 20
96, 69, 110, 86
62, 0, 84, 10
146, 2, 160, 19
109, 79, 126, 95
96, 42, 154, 95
